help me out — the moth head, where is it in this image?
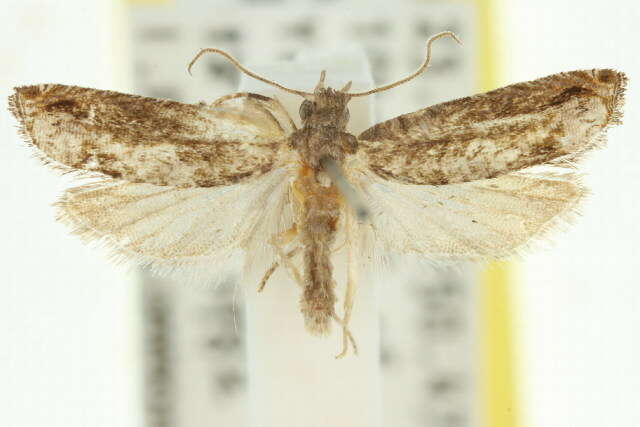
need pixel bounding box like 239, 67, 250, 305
297, 70, 352, 128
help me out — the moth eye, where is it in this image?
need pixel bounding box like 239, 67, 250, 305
299, 100, 314, 120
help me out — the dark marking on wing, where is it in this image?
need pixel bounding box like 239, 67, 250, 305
358, 69, 626, 185
9, 84, 295, 187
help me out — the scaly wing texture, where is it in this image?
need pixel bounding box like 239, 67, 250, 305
9, 85, 295, 187
348, 166, 586, 261
55, 167, 294, 278
358, 69, 626, 185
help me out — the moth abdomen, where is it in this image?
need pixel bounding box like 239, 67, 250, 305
293, 166, 342, 336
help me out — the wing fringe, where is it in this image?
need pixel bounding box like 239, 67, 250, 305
53, 184, 241, 283
351, 168, 589, 264
8, 89, 112, 182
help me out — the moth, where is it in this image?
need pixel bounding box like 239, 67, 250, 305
9, 32, 627, 357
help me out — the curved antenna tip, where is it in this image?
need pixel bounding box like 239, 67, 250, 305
347, 31, 463, 97
450, 32, 463, 45
186, 47, 313, 97
187, 48, 206, 76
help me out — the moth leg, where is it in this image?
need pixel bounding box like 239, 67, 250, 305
211, 92, 298, 132
268, 226, 305, 289
343, 271, 358, 357
333, 268, 358, 358
332, 312, 358, 358
269, 94, 298, 131
257, 259, 279, 293
332, 235, 347, 253
257, 247, 301, 292
210, 92, 257, 107
334, 214, 359, 358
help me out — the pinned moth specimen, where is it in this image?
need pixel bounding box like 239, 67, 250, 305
9, 32, 627, 357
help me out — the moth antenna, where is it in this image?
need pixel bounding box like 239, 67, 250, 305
340, 81, 353, 92
347, 31, 462, 97
188, 48, 313, 97
319, 157, 370, 221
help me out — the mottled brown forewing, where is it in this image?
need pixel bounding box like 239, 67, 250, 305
9, 84, 292, 187
358, 69, 626, 185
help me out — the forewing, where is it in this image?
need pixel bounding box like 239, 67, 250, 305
358, 69, 626, 185
9, 85, 295, 187
350, 166, 585, 260
55, 168, 293, 275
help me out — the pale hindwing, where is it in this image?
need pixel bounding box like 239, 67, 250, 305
9, 85, 295, 187
56, 168, 293, 275
350, 167, 585, 260
358, 69, 626, 185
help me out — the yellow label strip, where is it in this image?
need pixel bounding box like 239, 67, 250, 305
473, 0, 519, 426
480, 262, 519, 427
